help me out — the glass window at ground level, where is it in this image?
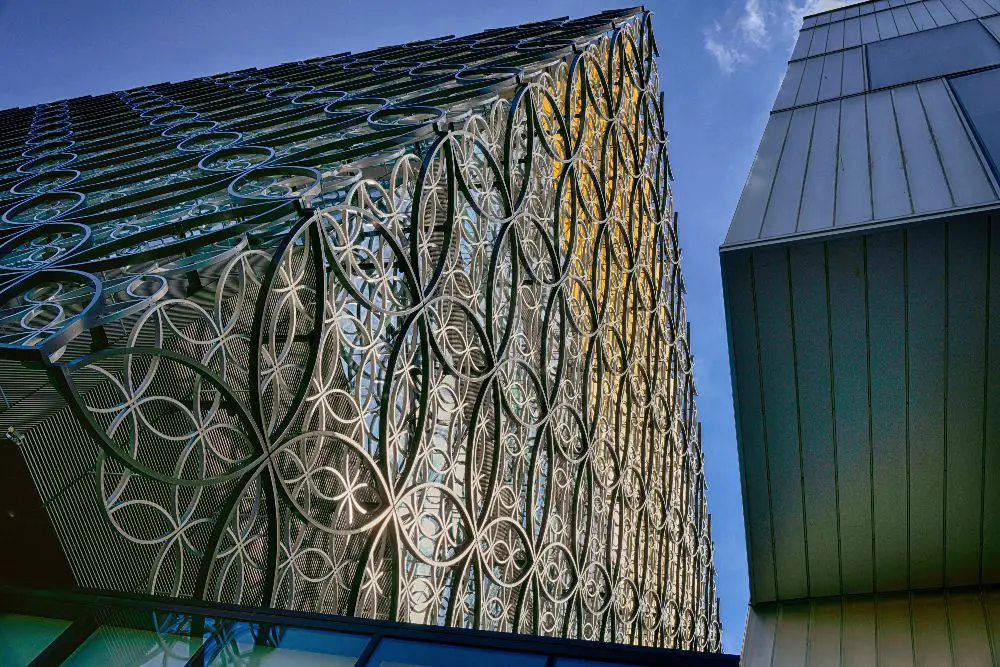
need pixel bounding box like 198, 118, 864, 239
952, 67, 1000, 179
0, 613, 72, 666
557, 659, 647, 667
208, 624, 369, 666
867, 21, 1000, 89
367, 638, 549, 667
63, 617, 204, 667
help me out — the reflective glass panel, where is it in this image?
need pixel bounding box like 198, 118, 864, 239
867, 21, 1000, 89
557, 659, 643, 667
367, 638, 548, 667
63, 613, 202, 667
0, 612, 72, 666
951, 67, 1000, 178
208, 623, 369, 666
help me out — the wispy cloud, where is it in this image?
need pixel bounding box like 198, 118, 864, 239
704, 23, 747, 74
739, 0, 768, 45
784, 0, 856, 33
704, 0, 855, 73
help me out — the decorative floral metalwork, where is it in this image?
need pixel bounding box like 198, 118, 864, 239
0, 8, 721, 653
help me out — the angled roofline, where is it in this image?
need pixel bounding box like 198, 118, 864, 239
803, 0, 879, 21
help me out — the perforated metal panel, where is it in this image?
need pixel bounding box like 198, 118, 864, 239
0, 8, 725, 655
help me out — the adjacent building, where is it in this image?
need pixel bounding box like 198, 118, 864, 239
724, 0, 1000, 663
0, 7, 732, 665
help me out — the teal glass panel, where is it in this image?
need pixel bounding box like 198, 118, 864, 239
557, 659, 644, 667
0, 612, 72, 666
368, 638, 548, 667
209, 624, 368, 666
63, 621, 202, 666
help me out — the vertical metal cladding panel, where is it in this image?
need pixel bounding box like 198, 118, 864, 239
982, 12, 1000, 40
867, 90, 912, 220
775, 60, 806, 110
772, 602, 810, 664
986, 218, 1000, 583
836, 96, 874, 226
844, 17, 864, 48
789, 244, 841, 599
892, 6, 919, 33
924, 0, 959, 25
761, 107, 815, 239
793, 29, 814, 61
891, 85, 952, 214
906, 225, 947, 590
917, 79, 996, 208
945, 220, 989, 588
876, 9, 901, 38
754, 248, 808, 600
844, 18, 862, 49
808, 599, 843, 667
742, 605, 777, 665
866, 232, 909, 593
817, 52, 845, 103
840, 48, 866, 96
744, 590, 1000, 665
963, 0, 1000, 15
795, 58, 825, 107
947, 590, 995, 663
940, 0, 977, 19
799, 101, 840, 233
861, 13, 881, 43
827, 19, 846, 52
723, 253, 777, 602
725, 112, 792, 245
809, 24, 831, 57
908, 2, 938, 30
842, 598, 878, 666
876, 597, 915, 666
986, 588, 1000, 651
910, 591, 953, 664
827, 237, 875, 596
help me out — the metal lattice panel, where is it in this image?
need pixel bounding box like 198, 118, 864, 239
0, 8, 721, 652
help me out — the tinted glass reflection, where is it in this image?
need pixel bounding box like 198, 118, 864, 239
208, 623, 369, 666
63, 619, 201, 666
557, 659, 643, 667
0, 613, 72, 666
368, 638, 548, 667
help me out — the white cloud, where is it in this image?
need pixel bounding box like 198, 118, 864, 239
704, 31, 748, 74
704, 0, 855, 73
739, 0, 768, 46
784, 0, 855, 33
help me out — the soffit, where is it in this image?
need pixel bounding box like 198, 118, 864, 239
723, 215, 1000, 603
741, 587, 1000, 665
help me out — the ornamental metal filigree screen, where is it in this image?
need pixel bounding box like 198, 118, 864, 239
0, 8, 721, 652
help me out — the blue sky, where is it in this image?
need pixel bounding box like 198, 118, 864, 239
0, 0, 850, 654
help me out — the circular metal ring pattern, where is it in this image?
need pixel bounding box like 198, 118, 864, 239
22, 139, 74, 158
10, 169, 81, 196
291, 89, 348, 106
0, 8, 720, 655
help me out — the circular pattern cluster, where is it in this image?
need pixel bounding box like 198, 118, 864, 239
0, 9, 720, 654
